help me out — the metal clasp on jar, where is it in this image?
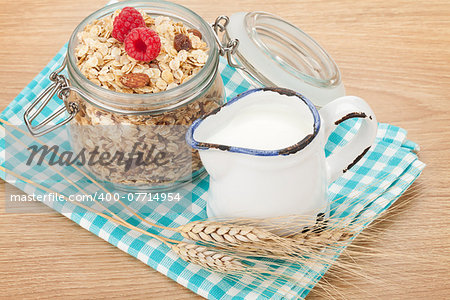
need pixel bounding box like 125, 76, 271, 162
24, 56, 79, 137
211, 16, 263, 86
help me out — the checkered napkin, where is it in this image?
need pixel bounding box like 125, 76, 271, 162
0, 44, 425, 299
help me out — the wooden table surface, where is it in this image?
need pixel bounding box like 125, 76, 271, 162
1, 0, 449, 299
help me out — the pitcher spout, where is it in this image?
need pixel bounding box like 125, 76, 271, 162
186, 116, 235, 181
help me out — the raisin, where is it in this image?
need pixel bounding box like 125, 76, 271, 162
174, 33, 192, 52
188, 29, 202, 39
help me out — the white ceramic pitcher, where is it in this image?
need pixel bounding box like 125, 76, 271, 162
186, 88, 377, 222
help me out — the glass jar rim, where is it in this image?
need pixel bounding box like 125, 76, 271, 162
67, 0, 219, 112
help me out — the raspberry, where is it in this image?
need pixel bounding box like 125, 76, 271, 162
112, 7, 146, 42
124, 27, 161, 62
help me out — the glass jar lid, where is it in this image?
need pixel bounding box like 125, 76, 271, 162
225, 12, 345, 107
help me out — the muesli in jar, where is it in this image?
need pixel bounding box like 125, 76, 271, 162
67, 6, 223, 188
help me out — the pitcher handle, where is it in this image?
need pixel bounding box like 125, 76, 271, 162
320, 96, 378, 183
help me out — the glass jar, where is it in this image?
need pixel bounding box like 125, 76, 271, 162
24, 0, 224, 190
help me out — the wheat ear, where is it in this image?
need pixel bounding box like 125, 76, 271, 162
178, 220, 277, 244
171, 243, 245, 272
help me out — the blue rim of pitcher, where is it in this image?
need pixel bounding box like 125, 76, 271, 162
185, 87, 321, 156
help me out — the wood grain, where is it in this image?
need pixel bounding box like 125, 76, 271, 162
0, 0, 449, 299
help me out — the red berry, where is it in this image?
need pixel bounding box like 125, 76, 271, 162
124, 28, 161, 62
112, 7, 146, 42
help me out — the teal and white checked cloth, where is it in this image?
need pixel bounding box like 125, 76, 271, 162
0, 44, 425, 299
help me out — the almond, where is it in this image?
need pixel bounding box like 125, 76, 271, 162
120, 73, 150, 88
